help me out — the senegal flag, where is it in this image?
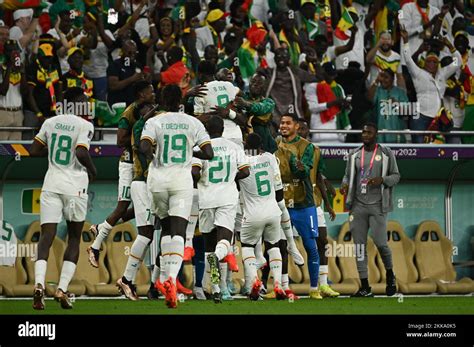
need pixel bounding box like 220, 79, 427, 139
330, 188, 348, 213
237, 40, 257, 81
22, 188, 41, 214
335, 7, 355, 40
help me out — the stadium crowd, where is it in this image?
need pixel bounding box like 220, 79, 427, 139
0, 0, 473, 143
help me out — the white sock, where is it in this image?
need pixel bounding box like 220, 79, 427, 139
219, 262, 228, 291
34, 259, 47, 288
203, 252, 211, 292
159, 256, 167, 283
268, 247, 283, 288
242, 247, 258, 287
282, 273, 289, 291
168, 235, 184, 283
310, 286, 318, 291
319, 265, 328, 286
151, 265, 160, 283
254, 238, 265, 263
91, 221, 113, 250
226, 265, 233, 284
124, 235, 151, 282
215, 239, 230, 261
161, 235, 172, 281
58, 261, 77, 292
280, 206, 296, 247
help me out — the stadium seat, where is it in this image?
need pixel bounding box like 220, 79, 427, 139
414, 221, 474, 294
69, 223, 118, 296
333, 222, 361, 295
0, 240, 28, 296
366, 236, 385, 295
377, 221, 436, 294
105, 223, 150, 296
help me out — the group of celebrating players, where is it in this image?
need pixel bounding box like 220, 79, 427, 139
30, 61, 341, 310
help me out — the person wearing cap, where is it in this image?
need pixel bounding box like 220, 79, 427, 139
0, 40, 27, 141
195, 8, 229, 58
26, 43, 62, 128
303, 61, 351, 143
400, 28, 462, 143
9, 8, 39, 56
61, 47, 94, 98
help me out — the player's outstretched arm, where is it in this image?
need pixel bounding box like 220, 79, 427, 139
139, 138, 154, 161
76, 146, 97, 181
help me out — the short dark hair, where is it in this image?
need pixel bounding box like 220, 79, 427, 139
167, 46, 183, 63
198, 60, 216, 77
161, 84, 182, 111
245, 133, 262, 150
134, 80, 152, 99
281, 113, 299, 123
382, 68, 395, 80
63, 87, 85, 102
206, 115, 224, 135
363, 122, 378, 132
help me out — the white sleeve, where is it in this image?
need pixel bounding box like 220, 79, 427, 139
9, 27, 22, 41
399, 4, 424, 36
77, 121, 94, 149
141, 118, 156, 144
194, 119, 211, 148
192, 157, 203, 168
326, 46, 337, 60
34, 119, 50, 146
236, 147, 250, 170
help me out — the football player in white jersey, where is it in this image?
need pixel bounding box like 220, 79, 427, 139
87, 82, 156, 267
238, 133, 287, 301
191, 116, 250, 303
140, 85, 214, 308
30, 88, 96, 310
193, 60, 247, 147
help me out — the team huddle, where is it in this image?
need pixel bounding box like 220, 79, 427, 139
30, 63, 344, 310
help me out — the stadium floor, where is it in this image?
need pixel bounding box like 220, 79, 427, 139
1, 296, 473, 315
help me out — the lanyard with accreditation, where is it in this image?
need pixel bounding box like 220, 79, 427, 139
360, 144, 378, 194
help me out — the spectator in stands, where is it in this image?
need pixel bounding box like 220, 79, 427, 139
278, 11, 303, 67
61, 47, 93, 98
234, 73, 277, 152
401, 29, 462, 143
26, 42, 62, 127
9, 9, 38, 60
297, 0, 328, 47
0, 21, 10, 65
304, 61, 350, 143
204, 44, 219, 66
0, 40, 27, 141
368, 69, 409, 143
155, 46, 190, 94
195, 9, 228, 58
107, 39, 145, 107
366, 31, 406, 89
82, 11, 115, 101
260, 47, 317, 126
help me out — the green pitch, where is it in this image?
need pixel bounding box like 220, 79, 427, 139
1, 297, 473, 315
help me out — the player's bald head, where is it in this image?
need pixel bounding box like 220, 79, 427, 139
206, 116, 224, 137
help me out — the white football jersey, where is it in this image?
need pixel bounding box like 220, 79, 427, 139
239, 152, 283, 222
141, 111, 210, 192
193, 137, 249, 209
35, 114, 94, 196
193, 80, 242, 145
